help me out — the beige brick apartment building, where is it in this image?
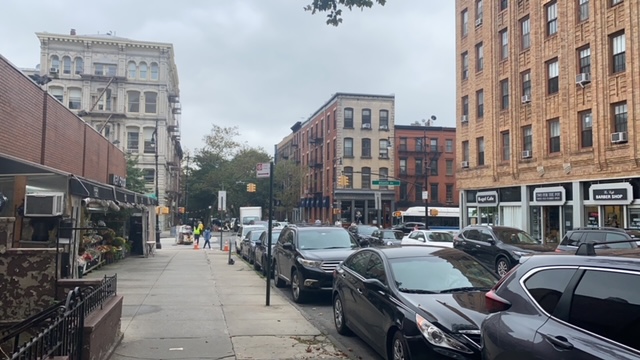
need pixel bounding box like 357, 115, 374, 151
456, 0, 640, 243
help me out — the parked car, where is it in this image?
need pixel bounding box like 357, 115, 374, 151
333, 245, 499, 360
555, 227, 638, 254
273, 226, 360, 303
235, 224, 267, 254
401, 230, 455, 248
253, 229, 282, 274
481, 240, 640, 359
348, 225, 379, 246
370, 229, 404, 246
454, 225, 555, 277
393, 222, 426, 234
240, 229, 265, 263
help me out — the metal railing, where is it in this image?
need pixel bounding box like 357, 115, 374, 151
82, 275, 117, 316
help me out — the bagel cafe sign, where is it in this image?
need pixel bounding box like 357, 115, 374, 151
475, 191, 499, 206
589, 183, 633, 205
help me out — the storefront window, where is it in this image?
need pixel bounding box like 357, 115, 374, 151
530, 206, 542, 241
585, 206, 599, 228
467, 207, 478, 225
479, 206, 497, 225
564, 205, 573, 231
629, 208, 640, 229
603, 205, 623, 228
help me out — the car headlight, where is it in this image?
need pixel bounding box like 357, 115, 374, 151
512, 250, 531, 257
297, 258, 322, 268
415, 314, 472, 354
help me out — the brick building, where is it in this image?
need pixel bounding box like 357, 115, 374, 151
456, 0, 640, 242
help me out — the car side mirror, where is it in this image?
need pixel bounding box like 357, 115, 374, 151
255, 240, 262, 246
283, 243, 294, 250
363, 278, 388, 293
488, 239, 496, 245
359, 239, 370, 247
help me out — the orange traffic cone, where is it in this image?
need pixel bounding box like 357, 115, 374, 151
194, 242, 200, 250
223, 240, 229, 252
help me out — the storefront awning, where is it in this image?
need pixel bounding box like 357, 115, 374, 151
69, 177, 157, 206
0, 152, 70, 176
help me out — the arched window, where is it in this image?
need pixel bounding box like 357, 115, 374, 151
50, 55, 60, 72
361, 109, 371, 128
143, 128, 156, 154
49, 86, 64, 102
144, 92, 157, 113
126, 127, 140, 153
127, 90, 140, 112
344, 167, 353, 189
379, 139, 390, 158
67, 88, 82, 109
344, 138, 354, 157
150, 62, 159, 80
143, 169, 155, 185
344, 108, 354, 128
62, 56, 72, 74
74, 57, 84, 75
361, 167, 371, 189
127, 62, 137, 79
361, 138, 371, 158
379, 110, 389, 129
139, 62, 148, 79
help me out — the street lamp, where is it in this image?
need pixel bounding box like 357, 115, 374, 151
151, 126, 161, 249
423, 115, 439, 230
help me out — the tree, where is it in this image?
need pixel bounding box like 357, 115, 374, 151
273, 160, 305, 221
125, 154, 146, 193
304, 0, 387, 26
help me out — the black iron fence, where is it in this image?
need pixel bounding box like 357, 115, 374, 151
0, 274, 117, 360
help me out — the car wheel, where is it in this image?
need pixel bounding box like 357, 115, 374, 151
391, 330, 410, 360
291, 269, 307, 303
496, 257, 511, 278
333, 294, 352, 335
236, 242, 241, 255
273, 262, 286, 288
253, 255, 260, 270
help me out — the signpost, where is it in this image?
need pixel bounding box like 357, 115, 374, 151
218, 191, 227, 251
257, 162, 274, 306
372, 180, 401, 186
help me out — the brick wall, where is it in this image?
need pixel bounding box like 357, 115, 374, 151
0, 55, 125, 181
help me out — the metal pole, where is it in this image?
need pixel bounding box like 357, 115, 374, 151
266, 161, 274, 306
220, 210, 224, 251
424, 134, 429, 230
155, 120, 162, 249
184, 155, 189, 224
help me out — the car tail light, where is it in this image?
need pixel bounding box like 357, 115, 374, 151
485, 290, 511, 313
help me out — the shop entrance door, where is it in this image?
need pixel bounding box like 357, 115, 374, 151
543, 206, 560, 245
602, 205, 623, 228
129, 215, 144, 256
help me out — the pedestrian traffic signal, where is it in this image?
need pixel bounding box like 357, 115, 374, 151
247, 183, 256, 192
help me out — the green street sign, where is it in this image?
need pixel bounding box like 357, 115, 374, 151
372, 180, 401, 186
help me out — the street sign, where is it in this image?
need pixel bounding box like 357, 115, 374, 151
422, 191, 429, 200
256, 162, 271, 178
372, 180, 401, 186
218, 191, 227, 211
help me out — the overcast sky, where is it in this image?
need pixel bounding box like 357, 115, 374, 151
0, 0, 455, 156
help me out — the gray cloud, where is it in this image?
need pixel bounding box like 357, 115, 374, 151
0, 0, 455, 155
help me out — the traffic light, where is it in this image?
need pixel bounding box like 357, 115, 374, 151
343, 175, 349, 187
247, 183, 256, 192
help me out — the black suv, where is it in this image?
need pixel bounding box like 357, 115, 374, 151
556, 227, 638, 254
454, 225, 555, 277
273, 226, 360, 303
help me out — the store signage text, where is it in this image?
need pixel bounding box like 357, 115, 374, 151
535, 191, 563, 202
593, 188, 627, 201
476, 191, 498, 204
109, 174, 127, 188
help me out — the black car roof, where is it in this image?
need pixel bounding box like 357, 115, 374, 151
520, 252, 640, 271
296, 226, 346, 232
463, 225, 522, 231
371, 245, 464, 259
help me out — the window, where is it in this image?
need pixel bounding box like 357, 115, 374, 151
344, 167, 354, 189
568, 270, 640, 351
399, 137, 407, 151
49, 87, 63, 102
344, 108, 354, 128
446, 184, 454, 203
499, 29, 509, 60
415, 158, 424, 175
139, 62, 148, 79
549, 119, 561, 153
500, 79, 509, 110
143, 169, 155, 184
462, 52, 469, 80
379, 168, 389, 190
477, 90, 484, 118
400, 182, 408, 200
430, 138, 438, 152
344, 138, 354, 157
462, 96, 469, 117
150, 62, 159, 80
415, 138, 424, 152
611, 0, 623, 5
333, 109, 337, 129
127, 130, 139, 152
430, 184, 439, 203
520, 17, 530, 50
548, 60, 559, 94
94, 63, 116, 76
127, 91, 140, 112
143, 128, 156, 154
430, 158, 439, 176
476, 0, 483, 24
523, 126, 533, 151
62, 56, 71, 74
475, 42, 484, 71
578, 46, 591, 74
379, 139, 390, 158
345, 252, 372, 276
613, 102, 628, 133
361, 138, 371, 158
612, 32, 626, 73
502, 131, 510, 161
580, 111, 593, 148
128, 62, 137, 79
144, 92, 157, 113
524, 268, 577, 314
499, 0, 508, 11
462, 141, 470, 162
579, 0, 589, 21
379, 110, 389, 129
445, 139, 453, 153
68, 88, 82, 109
547, 1, 558, 36
477, 137, 485, 166
415, 183, 423, 202
362, 109, 371, 128
399, 159, 407, 175
446, 160, 454, 176
361, 167, 371, 189
94, 88, 113, 111
522, 71, 532, 97
74, 57, 84, 75
462, 9, 469, 37
50, 55, 60, 71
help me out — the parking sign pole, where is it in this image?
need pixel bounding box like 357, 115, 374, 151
265, 161, 274, 306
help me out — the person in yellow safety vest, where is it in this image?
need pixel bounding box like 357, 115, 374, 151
193, 223, 201, 245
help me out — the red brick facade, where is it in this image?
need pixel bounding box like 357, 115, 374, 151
0, 55, 125, 181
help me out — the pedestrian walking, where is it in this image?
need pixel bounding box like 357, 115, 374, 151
203, 227, 212, 249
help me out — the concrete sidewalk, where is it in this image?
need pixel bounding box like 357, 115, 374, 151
86, 235, 348, 360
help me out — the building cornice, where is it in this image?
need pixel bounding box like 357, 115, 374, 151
35, 32, 174, 50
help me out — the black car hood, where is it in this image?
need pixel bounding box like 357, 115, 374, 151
300, 248, 357, 261
404, 292, 488, 332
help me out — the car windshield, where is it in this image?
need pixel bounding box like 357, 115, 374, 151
357, 226, 378, 236
427, 232, 454, 242
383, 231, 404, 240
298, 230, 359, 250
264, 231, 281, 245
390, 252, 498, 293
250, 231, 264, 241
243, 226, 266, 237
494, 228, 539, 245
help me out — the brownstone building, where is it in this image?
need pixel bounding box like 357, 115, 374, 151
456, 0, 640, 242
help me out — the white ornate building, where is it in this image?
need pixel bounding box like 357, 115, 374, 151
33, 29, 182, 230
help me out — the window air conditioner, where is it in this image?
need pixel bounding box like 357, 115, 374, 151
576, 73, 591, 85
379, 125, 389, 130
522, 150, 532, 159
475, 18, 483, 26
521, 94, 531, 104
461, 115, 469, 123
611, 132, 628, 143
362, 123, 371, 129
24, 192, 65, 217
49, 67, 59, 74
461, 161, 469, 168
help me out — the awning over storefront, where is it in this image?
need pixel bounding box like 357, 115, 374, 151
0, 152, 69, 176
